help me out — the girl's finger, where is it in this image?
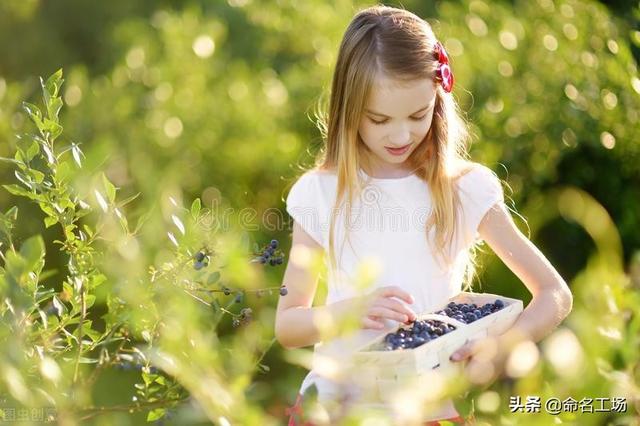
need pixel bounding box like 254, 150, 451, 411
377, 286, 415, 305
450, 341, 475, 362
362, 316, 385, 329
375, 298, 417, 321
368, 306, 409, 323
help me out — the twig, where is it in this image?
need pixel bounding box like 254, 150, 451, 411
77, 397, 188, 421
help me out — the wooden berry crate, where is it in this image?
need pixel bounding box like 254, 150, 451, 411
349, 291, 523, 401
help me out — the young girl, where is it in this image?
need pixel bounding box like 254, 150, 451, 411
276, 5, 573, 425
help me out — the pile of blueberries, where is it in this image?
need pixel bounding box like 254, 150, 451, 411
436, 299, 505, 325
382, 318, 456, 351
381, 299, 506, 351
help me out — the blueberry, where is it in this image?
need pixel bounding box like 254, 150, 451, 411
473, 309, 482, 317
223, 287, 231, 296
195, 251, 206, 262
494, 299, 505, 308
267, 247, 275, 256
270, 239, 279, 249
447, 302, 456, 309
276, 257, 283, 265
460, 305, 470, 313
262, 251, 271, 260
269, 258, 277, 266
234, 293, 243, 304
465, 313, 478, 322
279, 286, 288, 296
444, 308, 453, 316
194, 261, 204, 270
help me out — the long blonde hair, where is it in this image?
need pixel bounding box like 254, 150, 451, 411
310, 5, 486, 291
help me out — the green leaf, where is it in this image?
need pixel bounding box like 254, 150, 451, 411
19, 235, 45, 271
41, 69, 64, 105
102, 173, 117, 203
133, 209, 153, 235
0, 156, 24, 166
85, 294, 96, 310
47, 97, 63, 122
23, 139, 40, 162
70, 143, 84, 167
41, 143, 56, 165
42, 118, 63, 141
6, 206, 18, 221
28, 169, 45, 184
22, 102, 45, 131
52, 296, 66, 316
44, 216, 57, 228
191, 198, 201, 218
77, 357, 99, 364
3, 184, 37, 200
55, 161, 73, 184
117, 192, 140, 208
147, 409, 166, 422
207, 271, 220, 285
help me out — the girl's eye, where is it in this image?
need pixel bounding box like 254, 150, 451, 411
369, 115, 427, 125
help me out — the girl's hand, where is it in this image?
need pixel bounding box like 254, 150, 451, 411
361, 286, 417, 330
449, 335, 507, 385
449, 330, 529, 385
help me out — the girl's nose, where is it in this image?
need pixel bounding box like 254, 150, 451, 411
388, 124, 411, 146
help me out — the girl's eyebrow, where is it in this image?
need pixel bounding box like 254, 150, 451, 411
365, 104, 431, 118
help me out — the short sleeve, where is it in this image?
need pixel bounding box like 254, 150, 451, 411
286, 173, 325, 247
458, 165, 505, 244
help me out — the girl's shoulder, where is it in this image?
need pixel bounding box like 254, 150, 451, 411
293, 167, 338, 185
451, 160, 499, 184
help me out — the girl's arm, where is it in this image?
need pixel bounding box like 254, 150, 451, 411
275, 221, 350, 349
451, 202, 573, 368
479, 202, 573, 343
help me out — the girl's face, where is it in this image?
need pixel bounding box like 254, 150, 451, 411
358, 76, 437, 175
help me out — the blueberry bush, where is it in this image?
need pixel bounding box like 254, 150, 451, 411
0, 70, 291, 424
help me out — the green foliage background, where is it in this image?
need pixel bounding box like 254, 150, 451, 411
0, 0, 638, 424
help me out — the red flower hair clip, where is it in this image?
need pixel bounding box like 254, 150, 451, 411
434, 41, 454, 93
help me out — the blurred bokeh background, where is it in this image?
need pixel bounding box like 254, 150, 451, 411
0, 0, 639, 424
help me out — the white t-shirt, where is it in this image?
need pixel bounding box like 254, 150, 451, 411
285, 163, 504, 420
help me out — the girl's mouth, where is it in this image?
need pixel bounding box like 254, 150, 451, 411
385, 143, 412, 156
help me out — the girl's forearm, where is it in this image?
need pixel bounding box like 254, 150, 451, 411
502, 287, 573, 344
275, 299, 354, 349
